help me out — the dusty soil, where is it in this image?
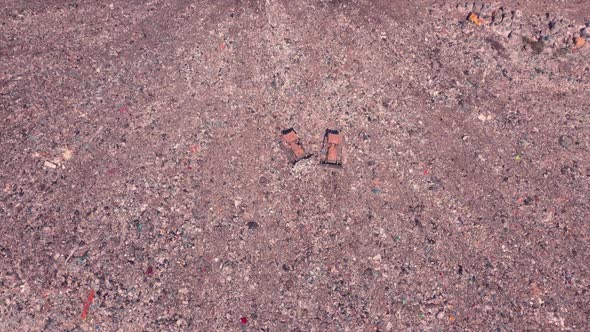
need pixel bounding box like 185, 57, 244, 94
1, 0, 589, 331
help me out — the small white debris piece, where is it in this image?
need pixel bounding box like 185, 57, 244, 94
62, 148, 73, 160
478, 113, 493, 122
44, 161, 57, 169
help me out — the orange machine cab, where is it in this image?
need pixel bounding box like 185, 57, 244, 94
321, 129, 343, 167
280, 128, 310, 164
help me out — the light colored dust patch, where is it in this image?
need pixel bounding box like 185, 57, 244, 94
290, 157, 315, 176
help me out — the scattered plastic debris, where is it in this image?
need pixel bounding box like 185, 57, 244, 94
74, 108, 88, 118
320, 129, 343, 167
371, 178, 381, 193
81, 289, 95, 320
280, 128, 311, 164
530, 282, 542, 298
240, 316, 248, 325
78, 250, 89, 265
521, 36, 545, 54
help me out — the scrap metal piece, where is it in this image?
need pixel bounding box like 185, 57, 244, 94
280, 128, 311, 164
320, 129, 343, 167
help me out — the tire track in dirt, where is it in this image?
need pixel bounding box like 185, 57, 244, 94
260, 0, 299, 127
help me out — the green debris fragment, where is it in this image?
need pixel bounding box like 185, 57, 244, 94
78, 250, 89, 264
133, 220, 142, 232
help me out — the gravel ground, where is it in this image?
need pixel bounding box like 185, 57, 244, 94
1, 0, 589, 331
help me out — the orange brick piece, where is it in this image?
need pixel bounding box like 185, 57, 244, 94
280, 128, 310, 164
467, 12, 484, 26
321, 129, 343, 167
574, 36, 586, 48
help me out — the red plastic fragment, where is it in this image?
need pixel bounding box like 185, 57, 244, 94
81, 289, 95, 319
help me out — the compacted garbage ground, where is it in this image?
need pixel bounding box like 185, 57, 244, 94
1, 0, 590, 331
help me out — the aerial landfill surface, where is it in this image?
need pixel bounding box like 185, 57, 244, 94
1, 0, 589, 330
